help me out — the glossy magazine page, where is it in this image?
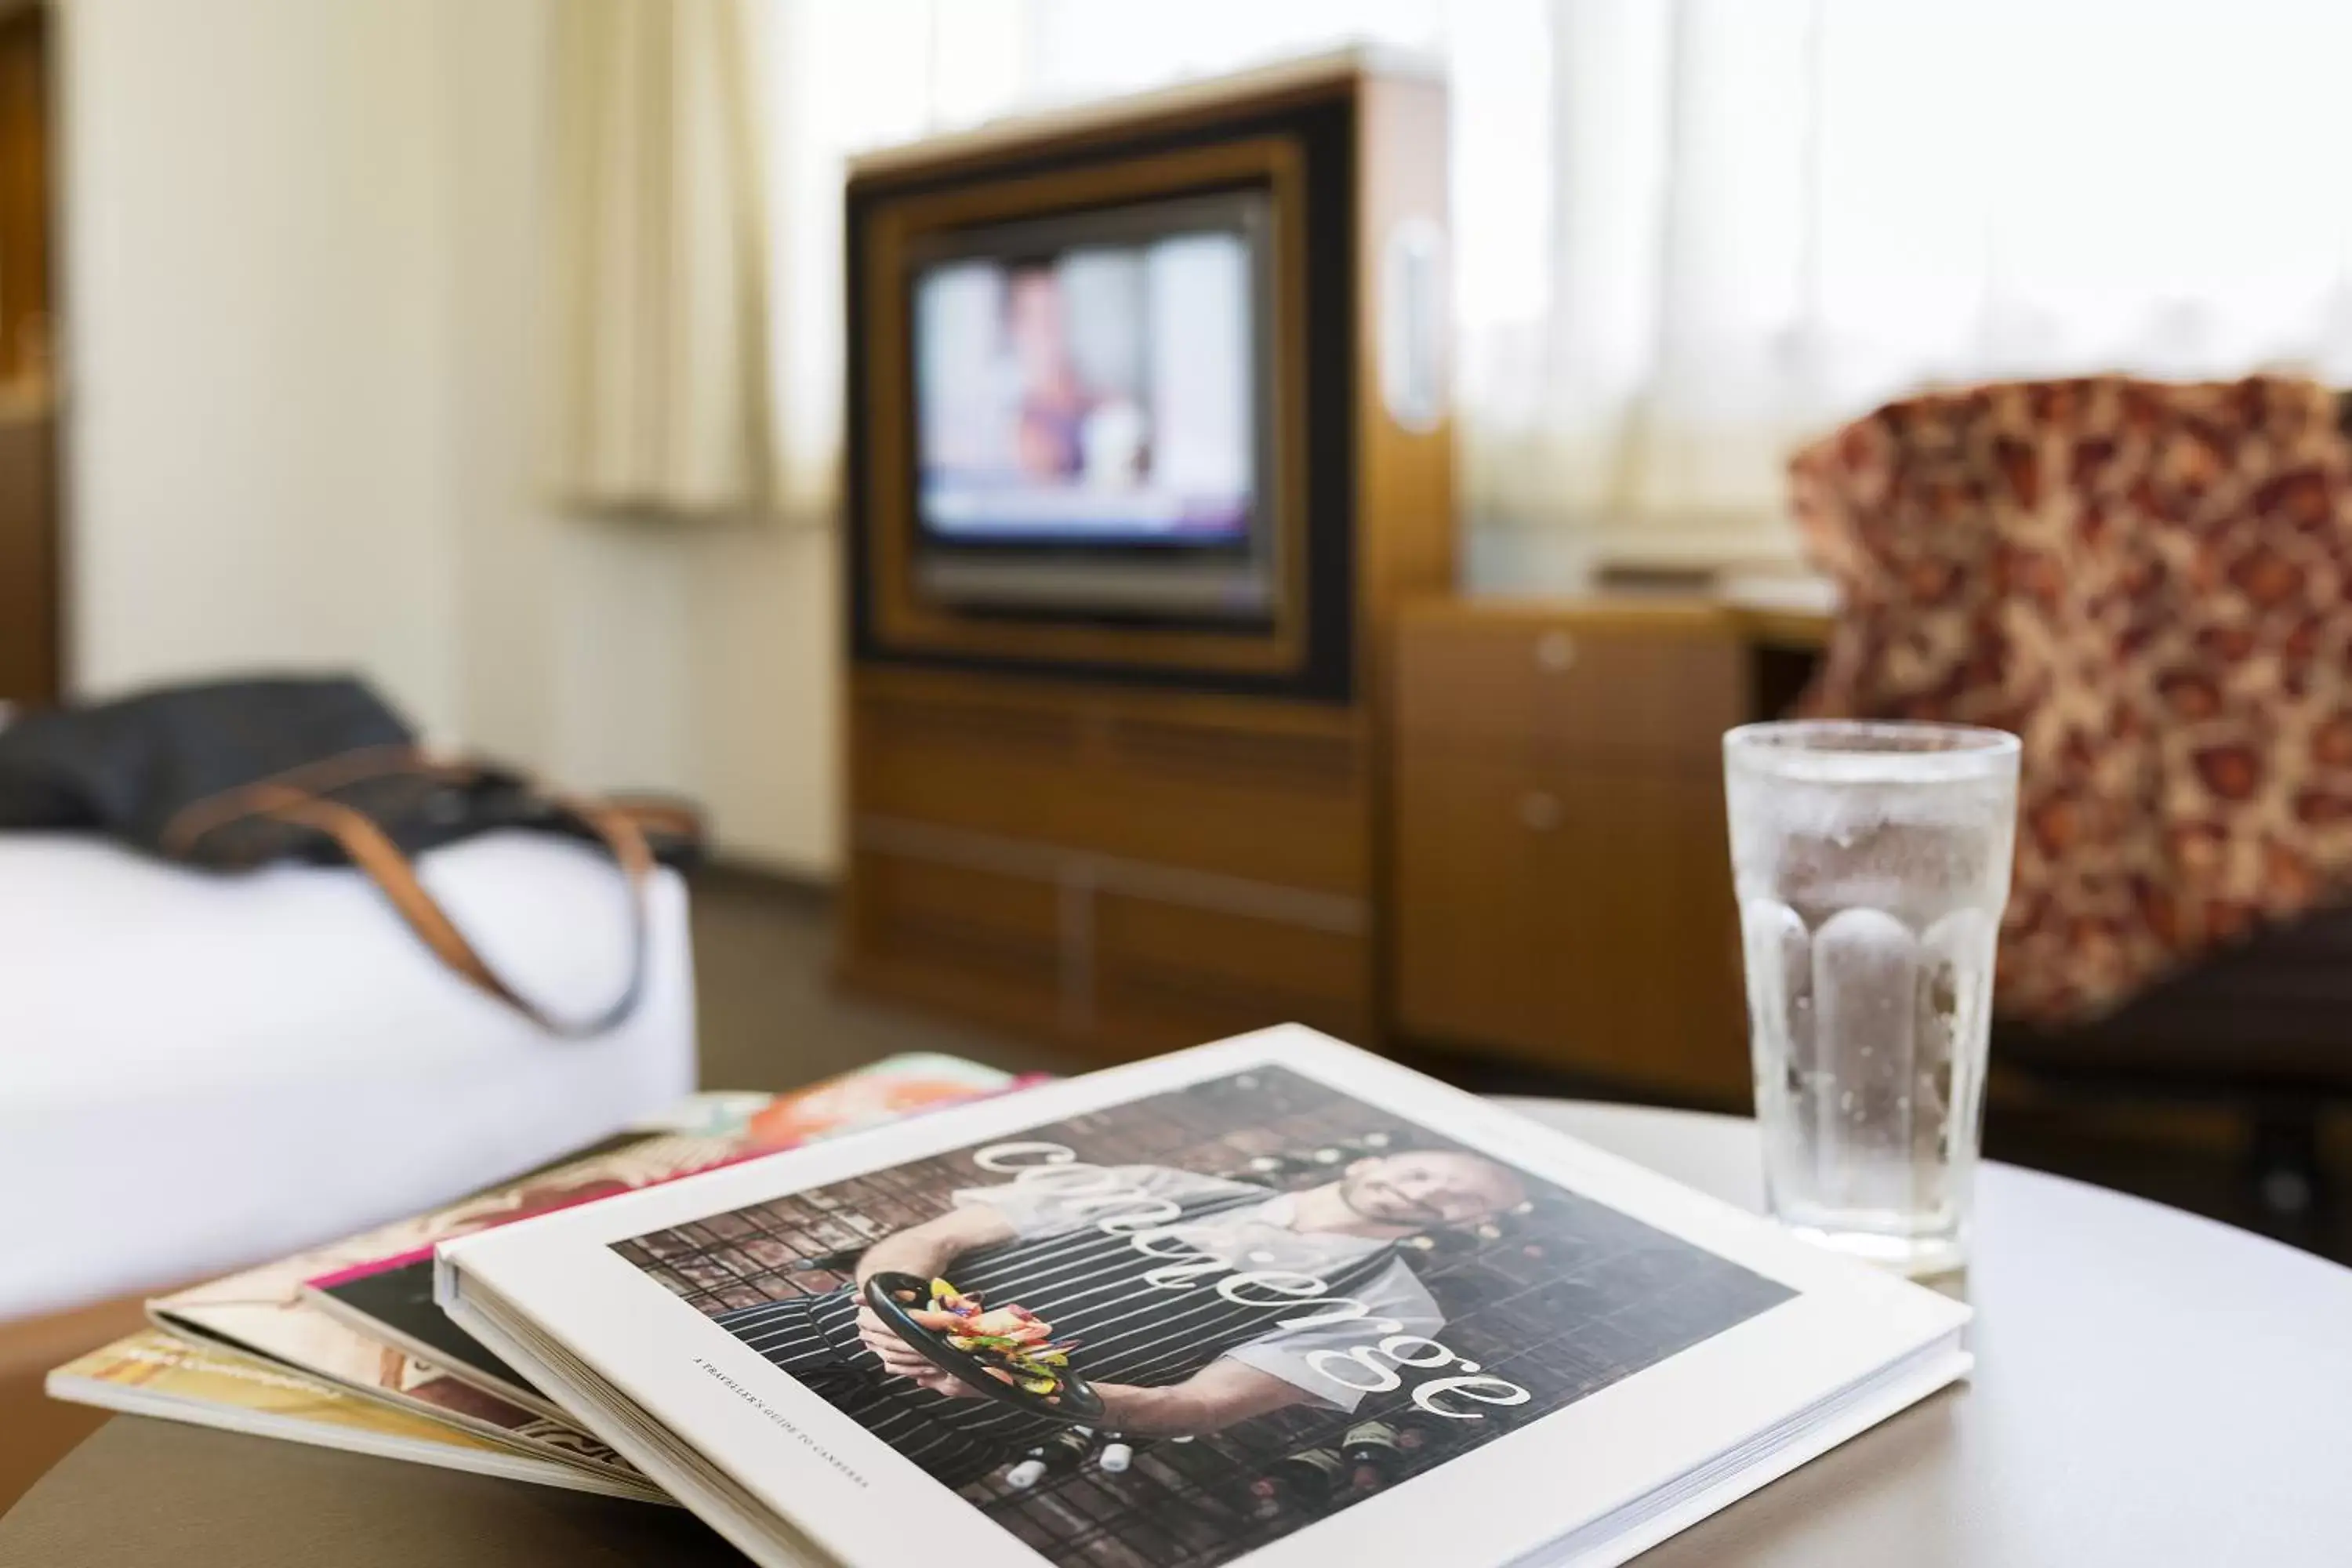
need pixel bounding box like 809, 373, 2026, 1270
298, 1057, 1027, 1412
45, 1330, 662, 1501
440, 1029, 1970, 1568
153, 1062, 1019, 1486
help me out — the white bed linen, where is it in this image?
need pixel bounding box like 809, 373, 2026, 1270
0, 830, 695, 1320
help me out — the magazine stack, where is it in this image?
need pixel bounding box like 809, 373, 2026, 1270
55, 1029, 1970, 1568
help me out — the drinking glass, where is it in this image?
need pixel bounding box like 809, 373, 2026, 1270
1723, 720, 2020, 1276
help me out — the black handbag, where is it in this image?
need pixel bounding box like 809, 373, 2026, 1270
0, 676, 701, 1036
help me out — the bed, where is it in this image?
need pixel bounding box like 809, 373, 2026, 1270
0, 829, 696, 1323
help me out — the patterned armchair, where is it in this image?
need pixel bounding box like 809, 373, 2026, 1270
1790, 376, 2352, 1216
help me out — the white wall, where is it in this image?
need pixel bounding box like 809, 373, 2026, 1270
61, 0, 841, 875
63, 0, 463, 735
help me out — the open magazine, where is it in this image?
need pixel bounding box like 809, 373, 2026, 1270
47, 1330, 665, 1501
439, 1027, 1972, 1568
296, 1055, 1030, 1416
123, 1058, 1023, 1494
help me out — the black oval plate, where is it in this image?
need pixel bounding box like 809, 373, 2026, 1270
862, 1272, 1106, 1424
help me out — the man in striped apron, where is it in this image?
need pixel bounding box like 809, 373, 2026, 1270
714, 1150, 1526, 1488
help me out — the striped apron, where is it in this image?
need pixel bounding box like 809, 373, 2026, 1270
715, 1189, 1397, 1487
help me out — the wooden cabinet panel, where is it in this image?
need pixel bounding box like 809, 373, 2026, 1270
840, 833, 1373, 1062
1391, 603, 1754, 1102
1392, 748, 1570, 1052
1094, 893, 1369, 1054
1393, 603, 1744, 763
855, 679, 1370, 896
0, 412, 54, 706
1393, 746, 1748, 1101
0, 12, 55, 710
1547, 764, 1747, 1100
840, 850, 1067, 1039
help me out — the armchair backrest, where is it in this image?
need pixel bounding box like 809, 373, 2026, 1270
1789, 376, 2352, 1023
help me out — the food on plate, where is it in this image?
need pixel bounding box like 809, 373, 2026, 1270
886, 1277, 1076, 1402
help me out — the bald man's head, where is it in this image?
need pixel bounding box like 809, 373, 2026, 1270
1336, 1149, 1527, 1230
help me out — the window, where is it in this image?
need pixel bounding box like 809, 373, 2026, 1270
761, 0, 2352, 546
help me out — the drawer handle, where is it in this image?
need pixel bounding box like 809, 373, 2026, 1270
1518, 789, 1563, 832
1534, 630, 1577, 671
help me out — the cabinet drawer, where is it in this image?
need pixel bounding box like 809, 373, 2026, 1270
1392, 746, 1748, 1102
1392, 750, 1566, 1052
1393, 606, 1744, 761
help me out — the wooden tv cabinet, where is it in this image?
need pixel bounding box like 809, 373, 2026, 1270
837, 54, 1450, 1061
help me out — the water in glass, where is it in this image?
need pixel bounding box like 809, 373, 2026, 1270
1724, 721, 2019, 1276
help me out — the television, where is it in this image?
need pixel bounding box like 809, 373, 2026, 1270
848, 62, 1439, 696
905, 190, 1280, 622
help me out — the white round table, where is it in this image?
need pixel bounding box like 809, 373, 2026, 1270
7, 1101, 2352, 1566
1504, 1099, 2352, 1566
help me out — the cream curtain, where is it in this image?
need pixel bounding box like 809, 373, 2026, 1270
710, 0, 2352, 544
1480, 0, 2352, 547
544, 0, 774, 514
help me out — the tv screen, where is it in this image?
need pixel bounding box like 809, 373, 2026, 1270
911, 195, 1265, 552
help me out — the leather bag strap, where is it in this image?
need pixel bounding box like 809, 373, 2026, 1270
241, 775, 656, 1038
158, 742, 425, 857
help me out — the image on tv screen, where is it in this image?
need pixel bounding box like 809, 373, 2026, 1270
913, 223, 1256, 546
